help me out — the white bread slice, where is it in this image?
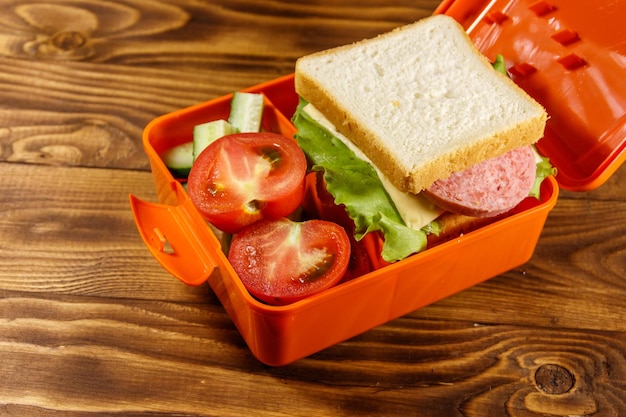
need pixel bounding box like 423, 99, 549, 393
294, 14, 547, 193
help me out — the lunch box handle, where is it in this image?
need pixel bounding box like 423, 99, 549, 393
129, 181, 222, 286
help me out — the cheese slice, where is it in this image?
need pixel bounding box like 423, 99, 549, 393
304, 104, 443, 231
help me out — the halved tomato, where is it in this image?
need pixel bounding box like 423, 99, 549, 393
228, 218, 351, 306
187, 132, 307, 234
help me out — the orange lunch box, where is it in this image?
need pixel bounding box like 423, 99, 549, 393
130, 0, 626, 366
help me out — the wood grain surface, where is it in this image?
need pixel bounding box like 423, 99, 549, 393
1, 1, 625, 416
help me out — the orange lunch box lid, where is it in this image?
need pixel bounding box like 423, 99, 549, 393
436, 0, 626, 191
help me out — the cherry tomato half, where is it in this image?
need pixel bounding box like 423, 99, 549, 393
187, 132, 307, 234
228, 218, 351, 306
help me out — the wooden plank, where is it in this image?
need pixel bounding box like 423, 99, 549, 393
0, 162, 209, 302
0, 293, 624, 416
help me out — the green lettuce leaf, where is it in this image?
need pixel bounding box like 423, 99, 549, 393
530, 146, 557, 199
492, 54, 508, 76
292, 99, 426, 262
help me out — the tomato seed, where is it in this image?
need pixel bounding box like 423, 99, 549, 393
245, 199, 265, 213
258, 146, 283, 169
296, 253, 335, 283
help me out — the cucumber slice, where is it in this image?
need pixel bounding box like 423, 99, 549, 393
228, 92, 264, 133
161, 141, 193, 178
193, 119, 237, 161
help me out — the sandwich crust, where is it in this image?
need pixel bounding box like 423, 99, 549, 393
295, 15, 547, 193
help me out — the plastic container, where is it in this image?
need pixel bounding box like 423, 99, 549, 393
130, 0, 625, 366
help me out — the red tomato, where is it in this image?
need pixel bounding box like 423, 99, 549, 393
187, 132, 307, 234
341, 236, 372, 282
228, 218, 351, 306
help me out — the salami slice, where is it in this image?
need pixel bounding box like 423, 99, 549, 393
423, 146, 536, 218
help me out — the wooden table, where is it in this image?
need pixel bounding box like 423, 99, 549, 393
1, 1, 625, 415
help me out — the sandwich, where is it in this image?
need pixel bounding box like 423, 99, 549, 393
292, 14, 554, 262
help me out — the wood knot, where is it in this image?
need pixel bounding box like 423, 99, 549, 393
51, 31, 87, 51
534, 364, 575, 394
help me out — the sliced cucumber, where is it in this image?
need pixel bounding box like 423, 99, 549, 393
161, 141, 194, 178
193, 119, 237, 161
228, 92, 264, 133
